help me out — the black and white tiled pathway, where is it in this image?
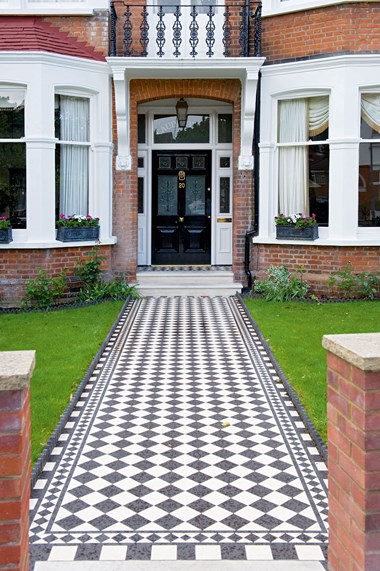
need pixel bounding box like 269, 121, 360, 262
30, 296, 328, 568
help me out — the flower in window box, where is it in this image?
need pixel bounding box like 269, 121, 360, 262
56, 214, 100, 228
0, 217, 12, 243
274, 213, 318, 240
56, 214, 100, 242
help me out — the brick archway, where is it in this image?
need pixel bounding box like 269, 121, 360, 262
112, 78, 253, 284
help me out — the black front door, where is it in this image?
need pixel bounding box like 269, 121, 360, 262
152, 150, 211, 265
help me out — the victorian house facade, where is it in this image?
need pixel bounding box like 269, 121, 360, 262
0, 0, 379, 302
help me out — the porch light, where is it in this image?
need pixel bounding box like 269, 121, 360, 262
176, 98, 188, 129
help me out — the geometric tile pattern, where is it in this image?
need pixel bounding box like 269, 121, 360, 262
30, 296, 328, 566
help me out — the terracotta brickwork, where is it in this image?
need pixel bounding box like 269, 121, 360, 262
0, 388, 31, 571
43, 11, 109, 58
251, 243, 380, 296
325, 337, 380, 571
0, 246, 112, 305
111, 78, 253, 283
262, 3, 380, 64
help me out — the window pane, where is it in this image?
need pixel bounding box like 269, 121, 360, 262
138, 177, 144, 214
278, 97, 329, 225
0, 92, 25, 139
0, 143, 26, 228
157, 175, 177, 215
219, 177, 230, 214
358, 142, 380, 226
55, 95, 90, 217
55, 95, 89, 142
309, 144, 329, 225
154, 115, 209, 144
220, 156, 230, 168
218, 114, 232, 144
138, 114, 146, 144
361, 116, 380, 140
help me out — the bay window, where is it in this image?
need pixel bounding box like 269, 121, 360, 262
55, 95, 90, 218
277, 96, 329, 225
359, 93, 380, 227
0, 89, 26, 229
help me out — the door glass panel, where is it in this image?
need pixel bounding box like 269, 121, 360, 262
157, 175, 177, 215
138, 177, 144, 214
186, 175, 205, 215
220, 177, 230, 214
154, 115, 210, 144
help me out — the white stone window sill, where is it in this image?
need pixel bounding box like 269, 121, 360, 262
0, 237, 117, 249
252, 236, 380, 247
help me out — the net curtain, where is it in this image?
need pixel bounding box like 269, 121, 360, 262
59, 96, 89, 216
278, 96, 329, 216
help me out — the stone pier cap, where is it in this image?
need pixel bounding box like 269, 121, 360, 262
0, 350, 36, 390
322, 332, 380, 372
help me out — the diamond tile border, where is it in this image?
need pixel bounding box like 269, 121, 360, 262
31, 298, 135, 487
235, 294, 327, 464
30, 296, 328, 567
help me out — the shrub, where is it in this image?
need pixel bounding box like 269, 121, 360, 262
23, 270, 66, 309
328, 262, 379, 299
75, 247, 105, 293
254, 265, 309, 302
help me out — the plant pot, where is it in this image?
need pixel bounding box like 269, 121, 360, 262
56, 226, 100, 242
276, 225, 318, 241
0, 227, 12, 243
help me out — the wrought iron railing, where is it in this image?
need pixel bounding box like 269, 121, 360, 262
109, 1, 262, 58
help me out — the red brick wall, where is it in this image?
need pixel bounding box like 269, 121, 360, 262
43, 11, 109, 57
0, 246, 112, 305
252, 244, 380, 296
262, 3, 380, 64
327, 349, 380, 571
110, 78, 252, 282
0, 387, 31, 571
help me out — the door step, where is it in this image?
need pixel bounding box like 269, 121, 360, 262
135, 268, 242, 297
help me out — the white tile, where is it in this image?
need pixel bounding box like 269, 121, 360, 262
195, 545, 221, 560
99, 545, 127, 560
245, 545, 273, 560
48, 546, 77, 561
151, 545, 177, 560
295, 545, 324, 560
34, 480, 47, 490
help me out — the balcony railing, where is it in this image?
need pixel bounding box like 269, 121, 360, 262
109, 1, 262, 58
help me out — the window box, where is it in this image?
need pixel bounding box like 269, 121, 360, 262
276, 225, 318, 241
56, 226, 99, 242
0, 227, 13, 244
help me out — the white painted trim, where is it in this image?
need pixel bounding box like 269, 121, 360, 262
252, 236, 380, 247
0, 0, 108, 15
261, 55, 380, 77
0, 52, 108, 73
262, 0, 377, 18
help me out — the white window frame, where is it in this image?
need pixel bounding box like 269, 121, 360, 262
55, 91, 92, 218
358, 89, 380, 230
276, 94, 330, 226
0, 85, 27, 233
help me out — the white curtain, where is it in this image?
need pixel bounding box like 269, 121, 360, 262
59, 96, 89, 216
361, 94, 380, 134
278, 98, 308, 215
309, 96, 329, 136
278, 96, 329, 215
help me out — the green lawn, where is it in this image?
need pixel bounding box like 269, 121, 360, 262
243, 298, 380, 442
0, 302, 123, 464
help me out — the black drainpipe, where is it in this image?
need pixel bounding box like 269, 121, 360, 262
244, 70, 261, 291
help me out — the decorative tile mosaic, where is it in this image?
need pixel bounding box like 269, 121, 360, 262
30, 297, 328, 567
